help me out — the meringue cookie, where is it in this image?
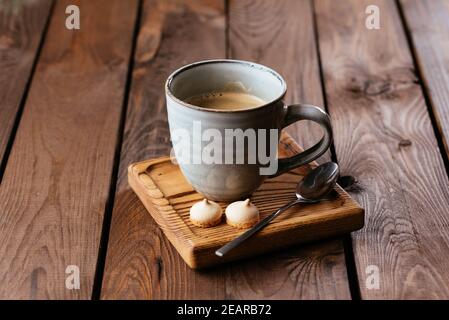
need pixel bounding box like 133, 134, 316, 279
225, 199, 260, 229
190, 199, 223, 228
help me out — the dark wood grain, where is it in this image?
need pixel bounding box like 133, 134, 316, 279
101, 0, 227, 299
316, 0, 449, 299
0, 0, 138, 299
229, 0, 330, 162
225, 0, 350, 299
224, 239, 350, 299
400, 0, 449, 160
0, 0, 52, 174
101, 0, 351, 300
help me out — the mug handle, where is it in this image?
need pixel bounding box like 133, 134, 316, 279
269, 104, 333, 178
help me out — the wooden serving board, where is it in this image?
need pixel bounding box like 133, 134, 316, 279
128, 133, 364, 269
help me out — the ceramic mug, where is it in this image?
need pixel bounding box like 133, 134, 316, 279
165, 59, 332, 201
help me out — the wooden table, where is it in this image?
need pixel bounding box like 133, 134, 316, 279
1, 0, 449, 300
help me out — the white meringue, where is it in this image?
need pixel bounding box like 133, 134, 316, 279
189, 199, 223, 228
225, 199, 260, 229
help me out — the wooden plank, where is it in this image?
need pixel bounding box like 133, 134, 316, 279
226, 0, 351, 299
0, 0, 52, 174
101, 0, 227, 299
0, 0, 138, 299
315, 0, 449, 299
400, 0, 449, 160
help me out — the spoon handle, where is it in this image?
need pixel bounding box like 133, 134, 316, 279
215, 198, 304, 257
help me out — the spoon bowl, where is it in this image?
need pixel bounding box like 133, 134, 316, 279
297, 162, 340, 201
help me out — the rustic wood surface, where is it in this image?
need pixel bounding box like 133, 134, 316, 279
101, 0, 228, 300
315, 0, 449, 299
1, 0, 449, 300
0, 0, 52, 176
101, 0, 352, 300
226, 0, 351, 299
0, 0, 138, 299
400, 0, 449, 160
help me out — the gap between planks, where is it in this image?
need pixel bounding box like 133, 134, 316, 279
310, 0, 361, 300
91, 0, 144, 300
0, 0, 55, 184
395, 0, 449, 179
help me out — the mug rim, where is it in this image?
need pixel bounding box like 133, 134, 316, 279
165, 59, 287, 113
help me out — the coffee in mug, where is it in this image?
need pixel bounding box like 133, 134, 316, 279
185, 91, 266, 111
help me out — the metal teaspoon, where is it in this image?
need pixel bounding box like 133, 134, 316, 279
215, 162, 340, 257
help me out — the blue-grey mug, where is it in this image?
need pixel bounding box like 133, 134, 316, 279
166, 59, 332, 201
